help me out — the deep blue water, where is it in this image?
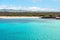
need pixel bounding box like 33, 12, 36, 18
0, 18, 60, 40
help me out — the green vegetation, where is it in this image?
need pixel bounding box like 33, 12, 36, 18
0, 12, 60, 17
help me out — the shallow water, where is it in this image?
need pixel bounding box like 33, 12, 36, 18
0, 18, 60, 40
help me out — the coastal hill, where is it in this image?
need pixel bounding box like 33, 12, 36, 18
0, 9, 60, 18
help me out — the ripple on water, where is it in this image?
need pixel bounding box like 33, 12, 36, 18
0, 18, 60, 40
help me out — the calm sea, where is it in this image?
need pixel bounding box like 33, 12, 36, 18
0, 18, 60, 40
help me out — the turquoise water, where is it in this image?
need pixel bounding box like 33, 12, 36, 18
0, 18, 60, 40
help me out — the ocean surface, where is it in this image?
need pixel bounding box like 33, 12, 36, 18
0, 18, 60, 40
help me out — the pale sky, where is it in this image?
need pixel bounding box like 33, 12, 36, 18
0, 0, 60, 12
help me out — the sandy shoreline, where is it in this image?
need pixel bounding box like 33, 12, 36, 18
0, 16, 40, 19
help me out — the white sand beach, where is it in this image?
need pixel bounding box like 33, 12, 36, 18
0, 16, 40, 19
